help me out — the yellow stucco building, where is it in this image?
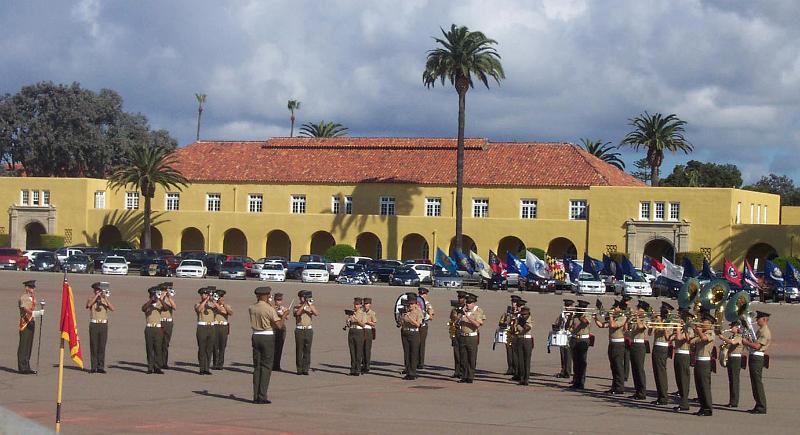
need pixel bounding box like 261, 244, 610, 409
0, 137, 793, 269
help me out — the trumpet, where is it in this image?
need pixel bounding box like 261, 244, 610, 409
645, 321, 682, 330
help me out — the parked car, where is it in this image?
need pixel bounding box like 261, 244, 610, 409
0, 248, 30, 270
389, 267, 421, 287
63, 254, 94, 274
338, 263, 373, 284
55, 247, 84, 263
158, 255, 180, 273
433, 268, 463, 288
258, 263, 287, 282
176, 259, 207, 278
288, 255, 330, 279
127, 249, 160, 270
23, 250, 49, 263
92, 253, 108, 270
327, 255, 373, 278
369, 260, 403, 282
175, 250, 207, 261
404, 258, 433, 265
140, 258, 174, 277
480, 272, 508, 290
203, 253, 226, 276
225, 255, 255, 275
301, 262, 329, 283
410, 264, 434, 284
652, 276, 682, 298
253, 257, 289, 277
774, 285, 800, 303
101, 256, 129, 275
219, 261, 247, 280
574, 272, 604, 295
30, 251, 60, 272
622, 276, 652, 296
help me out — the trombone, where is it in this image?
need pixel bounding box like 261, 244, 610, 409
645, 321, 682, 330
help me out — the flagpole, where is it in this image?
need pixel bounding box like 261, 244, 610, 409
35, 299, 45, 375
56, 339, 64, 433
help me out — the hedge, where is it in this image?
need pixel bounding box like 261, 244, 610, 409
676, 251, 705, 270
39, 235, 65, 249
609, 252, 628, 265
324, 244, 359, 262
517, 247, 545, 259
0, 233, 8, 246
772, 256, 800, 271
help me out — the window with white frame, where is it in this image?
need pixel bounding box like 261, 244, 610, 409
206, 193, 220, 212
331, 195, 341, 214
248, 194, 263, 213
20, 190, 29, 206
166, 192, 180, 211
425, 197, 442, 217
472, 198, 489, 218
521, 199, 538, 219
736, 202, 741, 224
569, 200, 587, 220
291, 195, 306, 214
345, 196, 353, 215
125, 192, 140, 210
94, 191, 106, 209
639, 202, 650, 220
654, 202, 665, 220
763, 205, 768, 224
669, 202, 680, 221
31, 190, 39, 206
42, 190, 50, 206
380, 196, 396, 216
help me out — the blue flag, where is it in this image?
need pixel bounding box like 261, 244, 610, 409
701, 258, 715, 280
764, 259, 784, 285
682, 256, 698, 278
435, 248, 457, 274
583, 252, 601, 280
453, 249, 474, 274
621, 256, 644, 281
785, 261, 800, 287
602, 254, 614, 276
567, 259, 583, 282
506, 251, 529, 277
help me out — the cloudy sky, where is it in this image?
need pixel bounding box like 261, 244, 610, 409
2, 0, 799, 183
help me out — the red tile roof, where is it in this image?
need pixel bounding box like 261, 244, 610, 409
171, 138, 644, 187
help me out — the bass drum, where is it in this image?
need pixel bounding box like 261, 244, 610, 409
394, 293, 427, 325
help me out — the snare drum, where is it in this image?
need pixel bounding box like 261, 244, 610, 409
494, 328, 508, 345
550, 330, 570, 347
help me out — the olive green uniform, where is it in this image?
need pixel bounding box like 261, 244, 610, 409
17, 294, 35, 373
651, 328, 670, 402
557, 312, 573, 377
250, 301, 280, 402
570, 315, 591, 388
212, 302, 231, 370
514, 315, 534, 385
749, 325, 771, 413
89, 297, 110, 372
295, 305, 314, 375
348, 310, 367, 375
362, 308, 377, 373
272, 305, 287, 371
418, 301, 433, 369
144, 300, 164, 372
459, 306, 486, 382
606, 314, 627, 393
629, 320, 648, 398
671, 327, 694, 409
500, 311, 516, 375
692, 329, 715, 413
196, 302, 215, 374
725, 332, 743, 407
160, 301, 174, 368
450, 307, 462, 377
401, 307, 424, 378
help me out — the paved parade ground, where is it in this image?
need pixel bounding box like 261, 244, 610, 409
1, 271, 799, 434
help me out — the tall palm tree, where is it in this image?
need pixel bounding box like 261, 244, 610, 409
579, 138, 626, 170
422, 24, 504, 252
287, 99, 301, 137
108, 142, 188, 249
620, 112, 692, 186
298, 121, 348, 138
195, 93, 206, 141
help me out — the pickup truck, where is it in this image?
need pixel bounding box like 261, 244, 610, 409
287, 255, 331, 279
327, 256, 374, 279
0, 247, 29, 270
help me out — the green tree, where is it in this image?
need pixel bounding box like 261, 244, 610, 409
579, 138, 625, 170
324, 244, 360, 262
195, 93, 206, 141
298, 121, 348, 138
620, 112, 693, 187
423, 24, 504, 252
661, 160, 743, 188
744, 174, 800, 205
107, 142, 188, 249
287, 99, 301, 137
630, 157, 651, 184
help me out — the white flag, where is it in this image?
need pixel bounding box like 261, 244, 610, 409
526, 251, 550, 278
469, 251, 492, 279
661, 257, 684, 282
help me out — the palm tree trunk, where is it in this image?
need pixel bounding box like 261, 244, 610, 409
196, 107, 203, 142
290, 113, 295, 138
455, 86, 467, 253
142, 193, 152, 249
651, 165, 660, 187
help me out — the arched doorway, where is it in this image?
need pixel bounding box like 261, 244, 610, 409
98, 225, 123, 249
401, 233, 429, 261
310, 231, 335, 256
266, 230, 291, 259
547, 237, 577, 259
498, 236, 525, 257
746, 243, 778, 271
181, 227, 205, 252
356, 232, 382, 259
24, 221, 47, 250
643, 238, 675, 263
223, 228, 248, 256
141, 227, 164, 250
449, 234, 477, 258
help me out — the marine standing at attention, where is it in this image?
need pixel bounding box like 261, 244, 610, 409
17, 280, 38, 374
86, 282, 114, 374
294, 290, 318, 375
250, 286, 283, 404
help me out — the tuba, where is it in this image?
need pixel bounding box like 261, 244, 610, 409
678, 277, 701, 310
725, 290, 756, 341
700, 279, 730, 311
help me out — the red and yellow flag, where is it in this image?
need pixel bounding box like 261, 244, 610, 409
59, 279, 83, 368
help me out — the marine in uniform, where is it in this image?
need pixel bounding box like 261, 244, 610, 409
594, 299, 626, 394
86, 282, 114, 374
417, 287, 434, 370
346, 297, 367, 375
718, 320, 743, 408
361, 297, 377, 373
249, 286, 283, 404
158, 282, 177, 369
556, 299, 575, 378
628, 300, 649, 400
194, 287, 216, 375
141, 286, 164, 374
449, 291, 467, 378
400, 293, 423, 380
569, 299, 592, 390
649, 302, 673, 405
742, 310, 771, 414
293, 290, 318, 375
500, 296, 520, 376
271, 293, 290, 371
670, 310, 695, 412
211, 289, 232, 370
458, 293, 485, 383
690, 311, 715, 416
17, 280, 37, 374
514, 306, 534, 386
620, 295, 632, 382
510, 298, 527, 382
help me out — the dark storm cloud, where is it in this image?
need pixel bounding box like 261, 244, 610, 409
1, 0, 799, 182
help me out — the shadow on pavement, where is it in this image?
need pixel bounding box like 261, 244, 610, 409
192, 390, 253, 404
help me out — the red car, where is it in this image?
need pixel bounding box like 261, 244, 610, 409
225, 255, 255, 274
0, 247, 30, 270
159, 255, 180, 272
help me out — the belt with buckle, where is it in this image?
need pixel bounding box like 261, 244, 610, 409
253, 330, 274, 335
676, 349, 690, 355
522, 334, 533, 338
696, 356, 711, 361
351, 326, 364, 329
655, 342, 669, 347
610, 338, 625, 343
729, 353, 742, 357
578, 334, 590, 339
403, 328, 419, 332
752, 351, 765, 356
215, 321, 229, 326
197, 322, 211, 326
633, 339, 646, 343
90, 319, 108, 324
296, 325, 313, 330
461, 332, 478, 337
162, 318, 173, 322
364, 325, 373, 329
146, 323, 161, 328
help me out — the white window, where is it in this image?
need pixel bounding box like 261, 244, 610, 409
472, 198, 489, 218
639, 202, 650, 220
94, 191, 106, 209
763, 205, 768, 224
669, 202, 680, 221
426, 197, 442, 217
125, 192, 140, 210
654, 202, 665, 220
380, 196, 396, 216
248, 194, 263, 213
756, 205, 761, 224
32, 190, 39, 206
42, 190, 50, 206
750, 204, 754, 223
166, 193, 180, 211
291, 195, 306, 214
521, 199, 538, 219
20, 190, 29, 206
345, 196, 353, 215
332, 195, 341, 214
736, 202, 741, 224
569, 200, 587, 220
206, 193, 220, 212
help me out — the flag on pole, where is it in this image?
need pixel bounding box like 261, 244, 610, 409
723, 258, 742, 286
506, 251, 529, 277
526, 251, 549, 278
488, 250, 507, 277
620, 256, 644, 281
583, 252, 601, 280
453, 249, 474, 274
701, 257, 716, 280
642, 255, 665, 277
566, 259, 583, 282
59, 279, 83, 368
660, 257, 684, 283
764, 259, 784, 285
469, 251, 492, 279
602, 254, 614, 276
682, 256, 698, 278
546, 255, 566, 282
435, 248, 457, 274
743, 260, 761, 288
785, 261, 800, 287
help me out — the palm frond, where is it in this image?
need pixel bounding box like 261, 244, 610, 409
423, 24, 505, 91
298, 121, 348, 138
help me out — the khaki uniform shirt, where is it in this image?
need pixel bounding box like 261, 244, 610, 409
674, 327, 695, 351
160, 300, 174, 321
19, 294, 33, 316
197, 301, 216, 323
423, 301, 434, 325
351, 310, 368, 328
90, 297, 109, 321
145, 301, 163, 324
249, 301, 280, 331
632, 321, 647, 341
460, 306, 485, 334
514, 315, 533, 336
499, 312, 514, 327
365, 309, 377, 326
727, 333, 742, 354
572, 315, 591, 336
692, 330, 715, 357
653, 328, 668, 344
214, 302, 231, 324
401, 308, 423, 330
296, 305, 313, 326
755, 325, 771, 353
609, 314, 627, 339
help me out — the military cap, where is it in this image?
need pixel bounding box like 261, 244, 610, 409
297, 290, 305, 297
661, 302, 675, 311
363, 297, 372, 304
254, 286, 272, 295
302, 290, 313, 298
519, 306, 531, 314
417, 287, 429, 295
23, 280, 36, 288
199, 287, 213, 295
353, 297, 363, 304
620, 295, 632, 304
611, 300, 622, 309
465, 295, 478, 304
160, 281, 174, 289
637, 300, 650, 310
405, 292, 418, 300
701, 312, 716, 323
274, 292, 284, 300
679, 309, 695, 319
148, 286, 159, 295
215, 289, 226, 297
577, 299, 590, 308
755, 311, 770, 319
729, 320, 741, 327
92, 282, 109, 290
206, 285, 217, 292
516, 299, 528, 306
468, 292, 479, 299
456, 290, 468, 298
563, 299, 575, 306
510, 295, 522, 301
